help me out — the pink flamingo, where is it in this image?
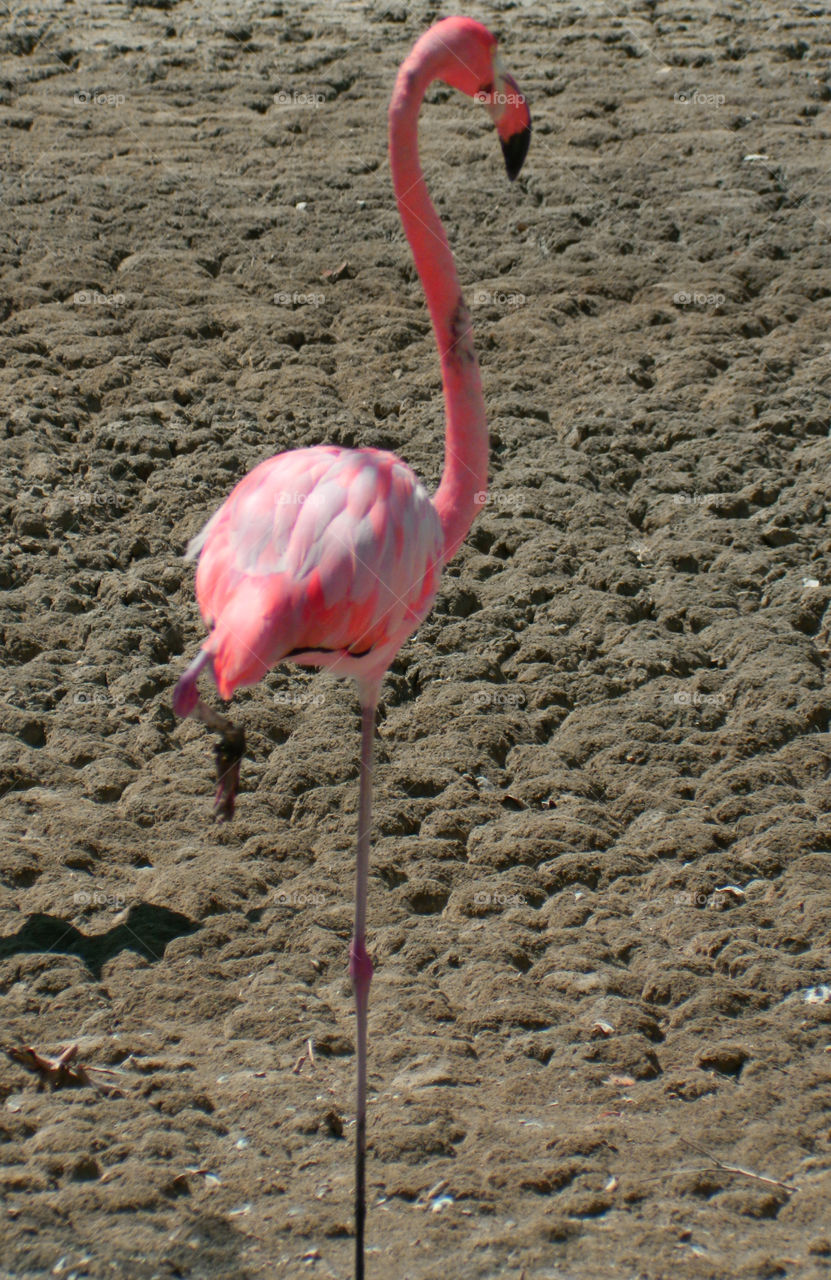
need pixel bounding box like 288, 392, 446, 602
173, 17, 529, 1277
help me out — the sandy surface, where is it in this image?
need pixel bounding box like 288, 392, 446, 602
2, 1, 831, 1277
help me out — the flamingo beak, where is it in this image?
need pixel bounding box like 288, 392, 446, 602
486, 66, 531, 181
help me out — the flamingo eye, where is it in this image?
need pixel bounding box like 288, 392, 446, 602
478, 80, 494, 96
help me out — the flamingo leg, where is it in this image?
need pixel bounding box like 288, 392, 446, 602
349, 691, 378, 1280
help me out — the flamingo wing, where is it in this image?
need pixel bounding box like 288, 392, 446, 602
191, 446, 444, 698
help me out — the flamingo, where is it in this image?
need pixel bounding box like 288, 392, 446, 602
173, 16, 530, 1277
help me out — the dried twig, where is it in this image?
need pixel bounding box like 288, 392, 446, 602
680, 1138, 798, 1193
291, 1038, 316, 1075
6, 1044, 124, 1097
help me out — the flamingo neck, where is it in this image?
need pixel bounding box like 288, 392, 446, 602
389, 44, 488, 564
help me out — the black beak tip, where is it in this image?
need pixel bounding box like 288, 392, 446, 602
501, 123, 531, 182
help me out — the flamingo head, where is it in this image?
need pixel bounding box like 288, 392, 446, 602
485, 65, 532, 181
420, 17, 531, 181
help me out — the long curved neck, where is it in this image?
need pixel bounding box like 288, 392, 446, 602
389, 43, 488, 564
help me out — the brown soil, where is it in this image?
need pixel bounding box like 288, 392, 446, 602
2, 2, 831, 1278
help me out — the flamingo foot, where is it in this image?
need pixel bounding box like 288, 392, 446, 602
212, 724, 245, 822
174, 650, 246, 821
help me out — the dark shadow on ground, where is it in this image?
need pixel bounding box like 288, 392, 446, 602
0, 904, 200, 977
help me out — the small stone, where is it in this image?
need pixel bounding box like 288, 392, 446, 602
162, 1173, 191, 1198
803, 986, 831, 1005
322, 1109, 344, 1138
695, 1043, 749, 1076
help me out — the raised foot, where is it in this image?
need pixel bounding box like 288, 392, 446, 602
174, 654, 245, 821
213, 725, 246, 822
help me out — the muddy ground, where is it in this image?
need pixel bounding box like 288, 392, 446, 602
1, 0, 831, 1277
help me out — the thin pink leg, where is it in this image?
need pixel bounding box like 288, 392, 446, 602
349, 690, 378, 1280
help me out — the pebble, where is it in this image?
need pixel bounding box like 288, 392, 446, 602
803, 986, 831, 1005
695, 1043, 749, 1075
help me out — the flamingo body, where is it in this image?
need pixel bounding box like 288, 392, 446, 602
172, 17, 530, 1277
189, 445, 443, 699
